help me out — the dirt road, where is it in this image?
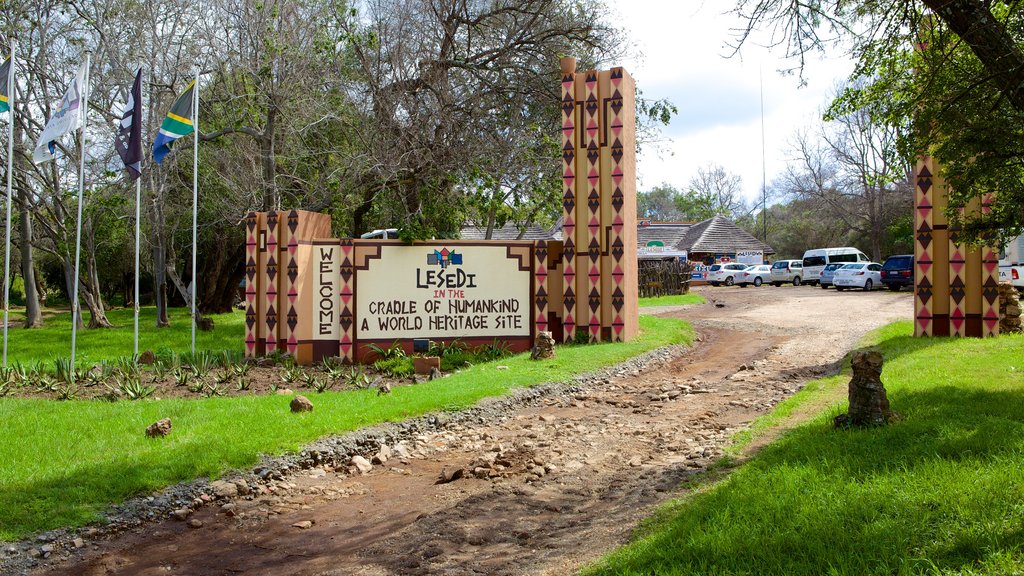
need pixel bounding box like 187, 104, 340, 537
28, 285, 911, 576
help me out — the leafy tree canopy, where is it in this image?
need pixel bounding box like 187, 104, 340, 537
732, 0, 1024, 244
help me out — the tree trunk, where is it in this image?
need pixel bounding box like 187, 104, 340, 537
13, 123, 42, 328
262, 107, 278, 210
926, 0, 1024, 113
61, 255, 84, 329
83, 221, 112, 329
150, 195, 170, 327
165, 243, 206, 325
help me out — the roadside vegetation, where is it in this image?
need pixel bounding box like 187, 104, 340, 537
583, 321, 1024, 576
0, 314, 694, 541
638, 293, 705, 307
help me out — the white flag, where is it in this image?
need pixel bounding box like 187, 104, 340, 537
33, 63, 86, 164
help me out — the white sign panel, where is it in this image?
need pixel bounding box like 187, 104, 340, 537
356, 244, 531, 340
312, 244, 341, 341
736, 250, 763, 266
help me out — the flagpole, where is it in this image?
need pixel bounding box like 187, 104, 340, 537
70, 52, 91, 378
3, 40, 16, 368
133, 68, 143, 358
190, 67, 199, 355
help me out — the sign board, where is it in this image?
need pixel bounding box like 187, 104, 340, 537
736, 250, 763, 265
355, 244, 531, 340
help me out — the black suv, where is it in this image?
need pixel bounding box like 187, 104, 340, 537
880, 255, 914, 291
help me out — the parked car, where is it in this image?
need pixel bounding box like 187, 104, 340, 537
706, 263, 749, 286
770, 259, 804, 286
802, 247, 871, 286
880, 254, 914, 291
818, 263, 845, 289
736, 265, 771, 287
833, 262, 883, 291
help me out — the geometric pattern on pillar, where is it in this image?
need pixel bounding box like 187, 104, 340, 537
914, 156, 999, 338
264, 210, 281, 352
534, 240, 550, 335
981, 193, 1000, 337
244, 211, 261, 357
914, 158, 935, 336
339, 238, 355, 363
608, 68, 627, 341
560, 61, 578, 342
583, 70, 602, 342
285, 210, 300, 355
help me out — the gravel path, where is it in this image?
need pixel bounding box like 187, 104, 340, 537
8, 285, 912, 576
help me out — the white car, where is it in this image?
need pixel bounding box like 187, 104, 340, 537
736, 265, 771, 287
706, 263, 749, 286
770, 259, 804, 286
833, 262, 883, 291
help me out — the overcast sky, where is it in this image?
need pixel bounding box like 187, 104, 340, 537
614, 1, 854, 207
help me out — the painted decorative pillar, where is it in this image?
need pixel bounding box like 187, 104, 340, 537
263, 210, 281, 352
244, 211, 263, 357
560, 57, 578, 342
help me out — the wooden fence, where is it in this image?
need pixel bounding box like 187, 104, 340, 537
638, 259, 692, 297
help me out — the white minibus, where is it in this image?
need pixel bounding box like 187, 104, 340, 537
802, 247, 870, 286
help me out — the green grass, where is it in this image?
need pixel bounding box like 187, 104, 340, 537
0, 314, 693, 541
638, 293, 705, 307
3, 307, 242, 367
583, 321, 1024, 576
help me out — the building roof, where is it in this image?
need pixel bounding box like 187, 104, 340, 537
636, 223, 692, 250
460, 222, 558, 241
675, 214, 775, 255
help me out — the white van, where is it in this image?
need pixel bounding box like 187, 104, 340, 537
802, 247, 870, 286
999, 234, 1024, 290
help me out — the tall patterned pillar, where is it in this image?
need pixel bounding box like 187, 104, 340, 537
914, 158, 998, 338
560, 57, 578, 342
981, 193, 1000, 337
534, 240, 550, 335
339, 238, 355, 363
283, 210, 300, 356
605, 67, 634, 342
244, 212, 263, 357
582, 70, 602, 342
914, 159, 933, 336
263, 210, 281, 352
948, 208, 967, 337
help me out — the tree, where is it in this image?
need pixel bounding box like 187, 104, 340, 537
637, 184, 685, 221
339, 0, 627, 238
731, 0, 1024, 242
688, 163, 748, 218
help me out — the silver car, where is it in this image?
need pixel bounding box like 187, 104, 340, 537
818, 263, 845, 289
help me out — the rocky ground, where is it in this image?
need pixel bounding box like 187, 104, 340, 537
4, 284, 913, 576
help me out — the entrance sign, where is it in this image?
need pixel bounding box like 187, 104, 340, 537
245, 59, 640, 364
356, 244, 531, 340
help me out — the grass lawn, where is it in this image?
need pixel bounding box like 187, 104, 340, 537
582, 321, 1024, 576
638, 293, 705, 307
0, 314, 693, 541
3, 307, 242, 367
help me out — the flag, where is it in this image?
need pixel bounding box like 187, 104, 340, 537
33, 63, 86, 164
115, 68, 143, 180
0, 53, 11, 114
152, 79, 195, 164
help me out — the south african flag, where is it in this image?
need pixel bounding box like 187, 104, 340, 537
152, 79, 195, 164
0, 54, 11, 114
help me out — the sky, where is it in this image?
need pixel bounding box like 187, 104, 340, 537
614, 1, 855, 207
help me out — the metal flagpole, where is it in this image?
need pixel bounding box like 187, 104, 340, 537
190, 67, 199, 355
70, 52, 91, 379
133, 68, 143, 358
3, 40, 16, 368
